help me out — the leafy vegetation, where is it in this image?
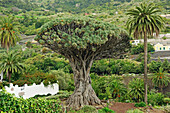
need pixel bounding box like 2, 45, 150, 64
98, 107, 115, 113
0, 89, 62, 112
152, 68, 170, 92
0, 0, 169, 112
127, 109, 144, 113
0, 50, 24, 82
147, 89, 164, 106
13, 72, 57, 86
134, 102, 146, 107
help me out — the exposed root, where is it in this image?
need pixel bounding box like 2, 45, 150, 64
66, 84, 101, 110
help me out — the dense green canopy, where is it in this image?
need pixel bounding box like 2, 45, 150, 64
35, 17, 130, 60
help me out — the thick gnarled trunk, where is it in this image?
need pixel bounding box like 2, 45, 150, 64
66, 58, 101, 109
66, 77, 101, 109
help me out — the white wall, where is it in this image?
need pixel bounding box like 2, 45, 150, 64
0, 82, 59, 99
0, 71, 3, 82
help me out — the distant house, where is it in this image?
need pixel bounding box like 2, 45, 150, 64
85, 13, 89, 16
154, 43, 170, 51
131, 40, 140, 46
160, 14, 170, 19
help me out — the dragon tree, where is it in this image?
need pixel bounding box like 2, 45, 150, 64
35, 17, 130, 109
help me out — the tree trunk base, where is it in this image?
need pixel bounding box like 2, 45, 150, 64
66, 83, 101, 110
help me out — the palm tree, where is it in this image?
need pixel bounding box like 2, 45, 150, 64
0, 16, 20, 80
126, 3, 165, 104
0, 16, 19, 52
0, 50, 24, 82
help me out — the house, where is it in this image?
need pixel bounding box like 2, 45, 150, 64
131, 40, 140, 46
0, 71, 3, 82
154, 43, 170, 51
160, 14, 170, 19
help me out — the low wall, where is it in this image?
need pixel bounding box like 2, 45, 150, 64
0, 82, 59, 99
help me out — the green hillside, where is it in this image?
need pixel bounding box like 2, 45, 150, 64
0, 0, 169, 13
0, 0, 169, 35
0, 0, 38, 11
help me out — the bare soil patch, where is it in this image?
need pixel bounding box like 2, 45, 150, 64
107, 102, 165, 113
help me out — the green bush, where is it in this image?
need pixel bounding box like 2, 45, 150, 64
135, 53, 151, 62
80, 105, 98, 113
162, 36, 167, 40
0, 81, 9, 89
0, 89, 62, 112
91, 75, 127, 100
152, 68, 170, 92
45, 90, 73, 99
91, 59, 142, 75
127, 109, 144, 113
13, 72, 58, 86
128, 78, 145, 102
98, 107, 115, 113
131, 43, 154, 55
147, 89, 164, 106
164, 98, 170, 104
134, 102, 146, 107
148, 59, 170, 73
49, 69, 74, 91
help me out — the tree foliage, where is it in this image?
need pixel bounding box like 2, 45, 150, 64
0, 16, 19, 51
35, 17, 130, 60
126, 3, 165, 39
0, 50, 24, 82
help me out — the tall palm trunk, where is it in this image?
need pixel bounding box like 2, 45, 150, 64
8, 73, 11, 83
144, 32, 148, 105
6, 45, 10, 82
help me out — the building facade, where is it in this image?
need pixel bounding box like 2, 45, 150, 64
154, 43, 170, 51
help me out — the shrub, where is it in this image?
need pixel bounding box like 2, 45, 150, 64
0, 89, 62, 112
26, 41, 33, 48
91, 59, 142, 75
42, 47, 49, 53
125, 100, 130, 103
49, 69, 74, 91
91, 75, 127, 100
135, 53, 151, 62
13, 72, 57, 86
147, 89, 164, 106
164, 98, 170, 104
128, 78, 145, 102
80, 105, 98, 113
134, 102, 146, 107
127, 109, 144, 113
131, 43, 154, 55
152, 68, 170, 92
0, 81, 9, 89
162, 36, 167, 40
45, 90, 73, 99
98, 107, 115, 113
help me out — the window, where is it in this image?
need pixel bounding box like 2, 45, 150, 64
160, 47, 162, 50
163, 47, 165, 50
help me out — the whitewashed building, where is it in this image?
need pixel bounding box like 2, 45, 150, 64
131, 40, 140, 46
